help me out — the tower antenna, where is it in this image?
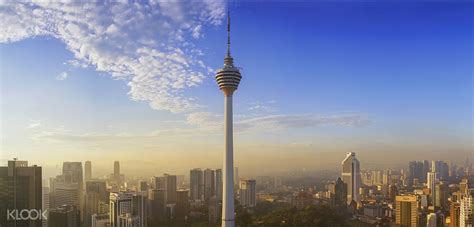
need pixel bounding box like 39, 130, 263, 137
227, 10, 231, 57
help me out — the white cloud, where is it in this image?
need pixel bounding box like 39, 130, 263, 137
30, 113, 370, 142
235, 113, 370, 132
26, 120, 41, 129
56, 72, 68, 80
172, 112, 369, 135
65, 59, 88, 68
248, 100, 277, 112
0, 1, 226, 113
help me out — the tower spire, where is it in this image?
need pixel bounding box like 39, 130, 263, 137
224, 10, 234, 67
227, 10, 231, 57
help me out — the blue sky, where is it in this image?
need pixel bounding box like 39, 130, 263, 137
0, 1, 472, 175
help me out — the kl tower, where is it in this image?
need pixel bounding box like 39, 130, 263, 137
215, 12, 241, 227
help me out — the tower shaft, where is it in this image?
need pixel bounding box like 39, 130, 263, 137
215, 12, 241, 227
222, 95, 235, 227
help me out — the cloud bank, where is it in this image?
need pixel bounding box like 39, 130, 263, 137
31, 112, 369, 142
0, 1, 226, 112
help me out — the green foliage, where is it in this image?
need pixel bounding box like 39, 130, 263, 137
235, 203, 350, 227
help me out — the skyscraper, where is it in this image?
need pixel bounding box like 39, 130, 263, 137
216, 169, 223, 201
61, 161, 84, 215
164, 174, 177, 204
234, 167, 239, 189
113, 161, 120, 183
460, 195, 473, 227
154, 176, 165, 190
0, 159, 42, 227
427, 172, 437, 206
84, 181, 108, 227
238, 179, 256, 208
148, 189, 165, 223
328, 177, 347, 207
396, 195, 419, 227
450, 202, 460, 227
47, 204, 80, 227
85, 161, 92, 182
175, 190, 190, 220
138, 180, 148, 192
51, 181, 81, 209
204, 169, 216, 201
62, 162, 83, 186
409, 161, 424, 186
109, 192, 147, 227
341, 152, 361, 204
215, 12, 242, 227
190, 168, 204, 201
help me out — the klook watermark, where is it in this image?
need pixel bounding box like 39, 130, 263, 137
7, 209, 47, 220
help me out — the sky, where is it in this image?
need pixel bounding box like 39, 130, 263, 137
0, 1, 472, 178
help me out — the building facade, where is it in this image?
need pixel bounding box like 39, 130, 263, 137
341, 152, 361, 204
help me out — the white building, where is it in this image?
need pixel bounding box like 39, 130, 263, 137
239, 179, 256, 207
341, 152, 361, 204
427, 172, 437, 206
460, 195, 473, 227
109, 192, 147, 227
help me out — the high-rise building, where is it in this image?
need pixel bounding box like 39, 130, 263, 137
51, 181, 81, 209
372, 170, 382, 185
460, 195, 473, 227
435, 182, 448, 210
109, 192, 147, 227
204, 169, 216, 201
239, 179, 256, 207
208, 195, 221, 224
113, 161, 120, 184
164, 174, 177, 204
62, 162, 83, 185
382, 170, 390, 185
460, 177, 469, 195
409, 161, 424, 186
154, 176, 165, 190
138, 180, 148, 192
190, 168, 204, 201
422, 160, 430, 182
396, 195, 419, 227
216, 169, 223, 201
91, 213, 110, 227
47, 204, 80, 227
61, 161, 84, 216
0, 159, 42, 227
431, 160, 449, 180
42, 186, 50, 227
148, 189, 165, 223
450, 202, 460, 227
84, 181, 108, 227
175, 190, 189, 220
328, 177, 347, 207
234, 167, 239, 189
215, 12, 242, 227
341, 152, 361, 204
85, 161, 92, 182
427, 172, 437, 206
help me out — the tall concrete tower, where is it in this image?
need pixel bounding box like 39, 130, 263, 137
215, 12, 242, 227
341, 152, 361, 204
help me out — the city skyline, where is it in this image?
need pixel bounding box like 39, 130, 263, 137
2, 155, 472, 226
1, 2, 472, 177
